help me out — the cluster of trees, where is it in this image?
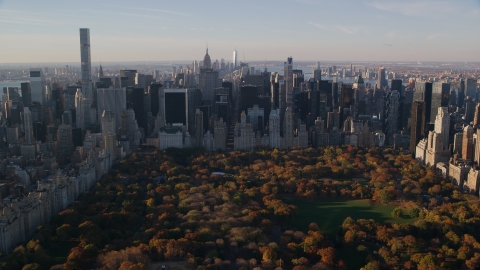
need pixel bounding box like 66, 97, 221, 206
342, 199, 480, 269
0, 146, 472, 270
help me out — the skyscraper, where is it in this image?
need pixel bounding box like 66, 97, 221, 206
413, 82, 433, 123
284, 57, 293, 107
466, 78, 477, 99
233, 48, 237, 69
377, 67, 387, 89
24, 107, 34, 144
96, 88, 127, 132
410, 101, 426, 157
462, 125, 474, 160
313, 62, 321, 81
385, 90, 399, 145
21, 82, 32, 107
203, 48, 212, 69
29, 68, 45, 105
431, 82, 450, 123
434, 107, 450, 148
80, 28, 93, 127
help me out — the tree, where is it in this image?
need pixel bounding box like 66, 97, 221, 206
22, 264, 42, 270
391, 207, 403, 218
318, 247, 336, 265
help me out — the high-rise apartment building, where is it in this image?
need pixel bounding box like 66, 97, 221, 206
284, 57, 293, 107
80, 28, 93, 127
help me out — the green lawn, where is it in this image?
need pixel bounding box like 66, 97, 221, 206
48, 241, 79, 263
289, 199, 413, 236
288, 199, 414, 270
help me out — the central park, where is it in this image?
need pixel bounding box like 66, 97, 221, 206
5, 146, 480, 270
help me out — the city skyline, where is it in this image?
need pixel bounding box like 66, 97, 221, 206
1, 0, 480, 63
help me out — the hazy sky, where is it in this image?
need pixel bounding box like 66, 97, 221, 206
1, 0, 480, 63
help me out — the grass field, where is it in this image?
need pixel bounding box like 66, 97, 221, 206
289, 198, 413, 236
48, 241, 79, 264
288, 198, 414, 269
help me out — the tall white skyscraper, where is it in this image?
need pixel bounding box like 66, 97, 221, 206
233, 48, 238, 69
24, 107, 34, 144
29, 68, 45, 104
80, 28, 93, 127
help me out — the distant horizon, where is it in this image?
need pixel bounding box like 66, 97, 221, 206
1, 60, 480, 66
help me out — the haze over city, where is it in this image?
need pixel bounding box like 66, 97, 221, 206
1, 0, 480, 63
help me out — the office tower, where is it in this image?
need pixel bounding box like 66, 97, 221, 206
410, 101, 426, 157
377, 67, 387, 89
195, 109, 203, 146
391, 79, 403, 96
233, 48, 237, 69
221, 81, 233, 101
270, 76, 280, 109
96, 88, 126, 132
203, 48, 212, 69
332, 78, 339, 108
434, 107, 450, 148
135, 73, 146, 90
21, 83, 32, 107
30, 68, 45, 104
413, 82, 433, 123
313, 62, 321, 81
463, 125, 474, 160
120, 70, 137, 88
284, 57, 293, 107
131, 88, 147, 133
466, 78, 477, 99
247, 104, 264, 132
199, 69, 218, 104
465, 98, 476, 124
24, 107, 34, 144
187, 88, 202, 134
149, 83, 162, 118
458, 79, 465, 108
62, 111, 72, 126
215, 94, 229, 126
340, 83, 354, 109
240, 85, 258, 116
385, 90, 399, 145
80, 28, 93, 128
431, 82, 450, 123
163, 89, 187, 126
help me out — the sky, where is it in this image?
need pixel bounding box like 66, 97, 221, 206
0, 0, 480, 63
